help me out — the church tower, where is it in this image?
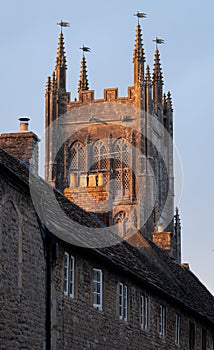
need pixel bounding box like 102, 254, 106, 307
45, 19, 181, 262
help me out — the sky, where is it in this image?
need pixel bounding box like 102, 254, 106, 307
0, 0, 214, 293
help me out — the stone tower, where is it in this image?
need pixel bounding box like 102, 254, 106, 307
45, 22, 181, 262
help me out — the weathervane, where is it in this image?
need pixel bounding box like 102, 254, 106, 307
80, 45, 91, 57
133, 11, 147, 24
153, 37, 165, 49
57, 20, 70, 32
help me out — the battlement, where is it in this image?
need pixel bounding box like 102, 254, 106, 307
67, 86, 136, 108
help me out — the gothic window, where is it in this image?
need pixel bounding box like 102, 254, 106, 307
69, 142, 86, 186
90, 141, 108, 185
114, 211, 127, 237
70, 141, 86, 172
113, 139, 131, 198
92, 141, 107, 171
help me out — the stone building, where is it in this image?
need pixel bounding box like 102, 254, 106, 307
45, 22, 181, 262
0, 18, 214, 350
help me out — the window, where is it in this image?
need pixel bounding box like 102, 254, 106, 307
175, 314, 181, 345
93, 268, 103, 311
92, 141, 107, 172
141, 294, 149, 330
202, 329, 207, 350
113, 139, 131, 197
189, 321, 195, 350
113, 211, 127, 237
69, 141, 86, 186
159, 304, 166, 337
64, 252, 75, 298
119, 282, 128, 321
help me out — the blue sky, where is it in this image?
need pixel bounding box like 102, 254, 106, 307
1, 0, 214, 293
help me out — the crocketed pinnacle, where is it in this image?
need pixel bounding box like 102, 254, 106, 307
152, 48, 163, 85
133, 24, 145, 62
162, 93, 167, 113
167, 91, 173, 111
133, 23, 145, 85
51, 71, 56, 93
46, 76, 51, 93
145, 65, 151, 85
174, 207, 181, 230
78, 55, 89, 93
55, 31, 67, 70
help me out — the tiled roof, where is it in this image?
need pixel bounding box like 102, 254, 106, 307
1, 147, 214, 326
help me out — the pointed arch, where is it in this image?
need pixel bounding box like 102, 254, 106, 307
0, 196, 23, 298
113, 211, 127, 238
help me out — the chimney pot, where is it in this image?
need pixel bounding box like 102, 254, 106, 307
19, 117, 30, 132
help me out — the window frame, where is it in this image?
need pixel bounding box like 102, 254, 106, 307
93, 268, 103, 311
159, 304, 166, 337
141, 293, 149, 330
175, 313, 181, 345
64, 252, 75, 298
119, 282, 128, 321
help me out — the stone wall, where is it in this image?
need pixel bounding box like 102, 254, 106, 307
52, 246, 214, 350
0, 168, 46, 349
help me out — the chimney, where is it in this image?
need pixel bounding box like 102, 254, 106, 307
0, 118, 40, 174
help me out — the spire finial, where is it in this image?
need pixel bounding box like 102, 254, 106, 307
78, 46, 90, 93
